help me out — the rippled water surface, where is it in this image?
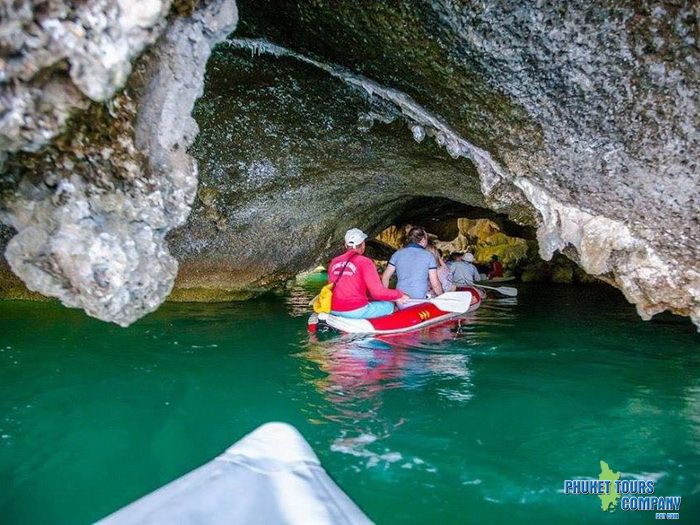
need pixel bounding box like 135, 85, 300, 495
1, 283, 698, 523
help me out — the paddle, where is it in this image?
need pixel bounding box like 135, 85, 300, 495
474, 284, 518, 297
404, 291, 473, 314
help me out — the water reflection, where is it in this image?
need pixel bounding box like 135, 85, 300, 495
285, 282, 320, 317
682, 384, 700, 455
298, 319, 486, 469
305, 323, 476, 396
292, 282, 519, 419
288, 279, 525, 469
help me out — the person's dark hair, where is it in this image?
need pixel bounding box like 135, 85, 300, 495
406, 226, 427, 245
491, 255, 499, 261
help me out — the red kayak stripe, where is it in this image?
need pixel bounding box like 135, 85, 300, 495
369, 288, 482, 331
368, 302, 447, 331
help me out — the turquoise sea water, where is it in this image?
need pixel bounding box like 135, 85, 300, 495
0, 283, 698, 524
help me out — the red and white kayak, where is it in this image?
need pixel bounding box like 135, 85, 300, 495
475, 276, 515, 284
308, 287, 483, 335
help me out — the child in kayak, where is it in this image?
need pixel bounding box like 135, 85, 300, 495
426, 243, 455, 296
328, 228, 410, 319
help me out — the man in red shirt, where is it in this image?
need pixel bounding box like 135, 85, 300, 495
328, 228, 409, 319
487, 255, 504, 279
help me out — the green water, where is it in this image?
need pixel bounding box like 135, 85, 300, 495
1, 284, 698, 524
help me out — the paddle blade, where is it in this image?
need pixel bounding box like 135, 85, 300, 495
477, 285, 518, 297
491, 286, 518, 297
431, 291, 472, 313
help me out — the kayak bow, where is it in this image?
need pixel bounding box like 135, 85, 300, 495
99, 423, 370, 524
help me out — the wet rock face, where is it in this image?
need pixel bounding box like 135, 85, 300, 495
237, 1, 698, 232
0, 0, 237, 325
235, 0, 699, 324
168, 49, 490, 300
0, 0, 172, 163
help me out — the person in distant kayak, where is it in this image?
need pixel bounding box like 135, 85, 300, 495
426, 243, 455, 295
329, 228, 409, 319
381, 227, 443, 304
448, 252, 481, 286
487, 255, 504, 279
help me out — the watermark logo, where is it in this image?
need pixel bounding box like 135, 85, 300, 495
599, 460, 620, 511
564, 461, 682, 520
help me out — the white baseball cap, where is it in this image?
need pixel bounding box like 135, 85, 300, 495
463, 253, 475, 262
344, 228, 368, 247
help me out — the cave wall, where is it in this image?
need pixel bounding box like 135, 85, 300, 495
232, 0, 699, 323
0, 0, 171, 162
0, 0, 237, 325
168, 49, 493, 300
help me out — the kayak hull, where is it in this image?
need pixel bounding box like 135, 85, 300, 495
309, 287, 482, 335
98, 423, 370, 524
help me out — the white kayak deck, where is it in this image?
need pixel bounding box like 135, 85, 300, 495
99, 422, 371, 525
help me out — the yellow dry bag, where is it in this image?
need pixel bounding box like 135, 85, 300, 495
312, 283, 334, 314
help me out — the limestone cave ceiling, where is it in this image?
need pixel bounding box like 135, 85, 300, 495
0, 0, 697, 326
169, 47, 491, 300
234, 0, 698, 255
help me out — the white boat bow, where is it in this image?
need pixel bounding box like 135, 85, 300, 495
99, 422, 371, 525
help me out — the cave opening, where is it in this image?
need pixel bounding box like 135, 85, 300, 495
310, 195, 596, 285
363, 197, 533, 269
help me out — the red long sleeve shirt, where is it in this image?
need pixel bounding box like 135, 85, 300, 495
328, 250, 403, 312
488, 261, 504, 278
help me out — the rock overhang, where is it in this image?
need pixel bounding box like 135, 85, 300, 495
0, 0, 697, 327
